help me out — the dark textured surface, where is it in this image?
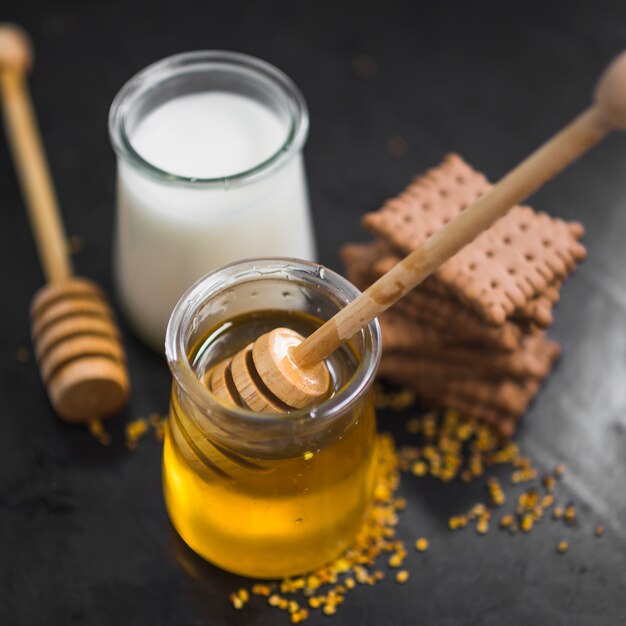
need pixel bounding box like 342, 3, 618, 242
1, 1, 625, 624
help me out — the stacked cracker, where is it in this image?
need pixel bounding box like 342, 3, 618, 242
341, 154, 586, 436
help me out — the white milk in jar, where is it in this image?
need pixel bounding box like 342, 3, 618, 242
109, 52, 315, 350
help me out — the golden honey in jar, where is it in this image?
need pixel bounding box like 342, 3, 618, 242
163, 259, 381, 578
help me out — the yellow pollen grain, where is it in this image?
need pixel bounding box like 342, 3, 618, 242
469, 503, 487, 518
500, 514, 514, 528
415, 538, 429, 552
542, 474, 556, 492
88, 418, 111, 446
125, 418, 149, 449
520, 514, 534, 533
268, 594, 281, 607
252, 584, 271, 596
229, 593, 244, 609
237, 589, 249, 603
476, 517, 489, 535
395, 570, 410, 584
411, 461, 428, 476
394, 498, 407, 511
448, 515, 468, 530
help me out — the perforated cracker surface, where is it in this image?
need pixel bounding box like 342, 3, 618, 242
362, 154, 586, 325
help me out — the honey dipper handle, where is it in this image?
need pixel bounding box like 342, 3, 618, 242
294, 50, 626, 370
0, 25, 72, 283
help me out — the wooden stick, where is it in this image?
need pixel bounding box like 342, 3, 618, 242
0, 26, 71, 283
0, 24, 129, 422
292, 52, 626, 371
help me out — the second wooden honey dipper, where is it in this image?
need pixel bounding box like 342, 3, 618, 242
0, 24, 129, 422
210, 49, 626, 413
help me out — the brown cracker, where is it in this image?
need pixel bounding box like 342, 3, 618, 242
512, 279, 562, 327
346, 238, 562, 329
342, 242, 525, 350
379, 312, 561, 379
378, 353, 543, 417
341, 240, 455, 308
379, 369, 518, 436
362, 153, 586, 325
390, 298, 524, 351
371, 238, 563, 329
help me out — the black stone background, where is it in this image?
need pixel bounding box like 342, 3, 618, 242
1, 1, 625, 624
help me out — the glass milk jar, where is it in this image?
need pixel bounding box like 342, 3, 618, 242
109, 52, 315, 350
163, 259, 381, 578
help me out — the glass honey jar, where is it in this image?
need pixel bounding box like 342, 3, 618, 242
163, 258, 381, 578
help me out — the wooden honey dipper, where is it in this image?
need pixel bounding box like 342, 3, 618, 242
210, 50, 626, 413
0, 24, 129, 422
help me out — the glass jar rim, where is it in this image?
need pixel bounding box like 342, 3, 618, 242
108, 50, 309, 187
165, 257, 381, 430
